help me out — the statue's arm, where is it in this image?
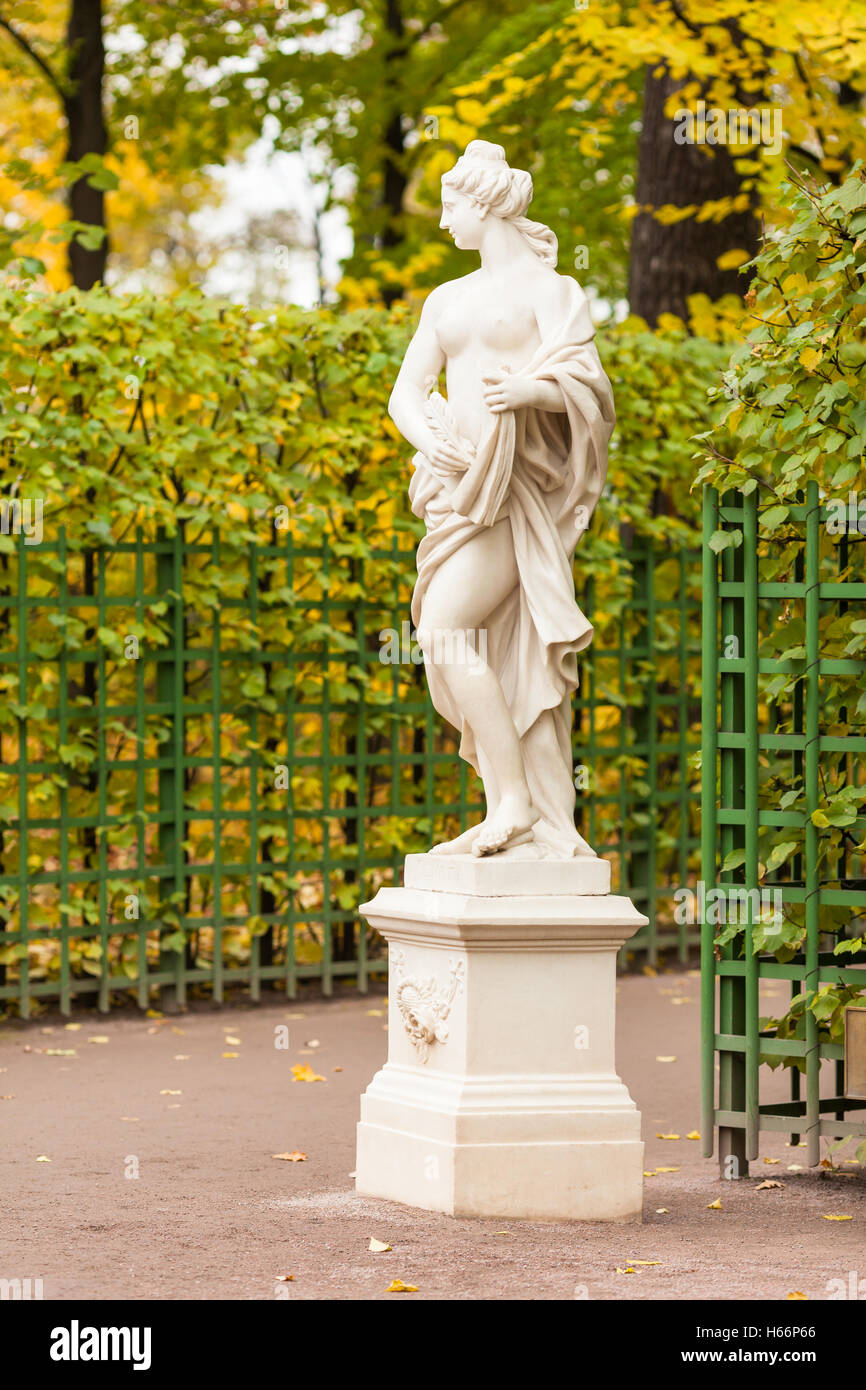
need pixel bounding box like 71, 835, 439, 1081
388, 290, 464, 470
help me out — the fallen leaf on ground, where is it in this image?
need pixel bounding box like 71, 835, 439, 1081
272, 1151, 306, 1162
285, 1013, 305, 1019
822, 1214, 852, 1221
755, 1180, 784, 1190
174, 1054, 190, 1061
159, 1089, 181, 1096
707, 1199, 722, 1210
120, 1117, 139, 1122
292, 1063, 325, 1083
333, 1066, 343, 1073
45, 1049, 77, 1057
787, 1291, 808, 1300
222, 1052, 239, 1059
656, 1167, 680, 1173
369, 1237, 391, 1252
88, 1036, 109, 1044
305, 1039, 320, 1048
787, 1165, 803, 1172
616, 1267, 635, 1275
172, 1026, 185, 1035
686, 1131, 700, 1140
64, 1023, 81, 1031
275, 1275, 295, 1282
656, 1056, 677, 1063
643, 1170, 658, 1177
36, 1155, 51, 1162
763, 1157, 781, 1165
146, 1009, 163, 1019
225, 1036, 242, 1046
657, 1133, 680, 1140
627, 1260, 662, 1267
0, 1094, 14, 1100
366, 1010, 384, 1017
385, 1279, 417, 1293
656, 1208, 669, 1214
670, 997, 692, 1005
40, 1027, 54, 1034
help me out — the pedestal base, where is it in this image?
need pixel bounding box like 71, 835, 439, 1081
355, 866, 646, 1222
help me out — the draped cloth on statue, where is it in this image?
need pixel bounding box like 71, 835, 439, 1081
407, 279, 615, 858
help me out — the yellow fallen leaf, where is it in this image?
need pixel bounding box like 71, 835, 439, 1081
657, 1133, 680, 1140
146, 1009, 163, 1019
369, 1237, 391, 1252
385, 1279, 417, 1293
707, 1199, 722, 1210
333, 1066, 343, 1072
159, 1089, 181, 1096
174, 1054, 190, 1061
616, 1266, 635, 1275
292, 1063, 325, 1083
628, 1260, 662, 1267
172, 1026, 185, 1035
305, 1039, 320, 1048
225, 1036, 242, 1046
763, 1157, 780, 1165
787, 1291, 808, 1300
822, 1214, 852, 1221
64, 1023, 81, 1031
787, 1165, 803, 1172
275, 1274, 295, 1282
88, 1036, 109, 1044
366, 1010, 384, 1017
656, 1167, 680, 1173
656, 1208, 669, 1214
45, 1049, 77, 1057
36, 1155, 51, 1162
642, 964, 657, 976
671, 997, 692, 1005
755, 1180, 784, 1190
643, 1170, 658, 1177
686, 1130, 700, 1140
272, 1151, 306, 1162
222, 1052, 239, 1059
656, 1056, 677, 1063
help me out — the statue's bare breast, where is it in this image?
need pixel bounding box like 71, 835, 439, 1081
434, 275, 546, 444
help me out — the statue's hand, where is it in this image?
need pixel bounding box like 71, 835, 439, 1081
482, 368, 536, 414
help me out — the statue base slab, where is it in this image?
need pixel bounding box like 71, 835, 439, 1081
404, 849, 610, 895
355, 877, 646, 1222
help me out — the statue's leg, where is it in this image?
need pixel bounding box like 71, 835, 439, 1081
428, 745, 500, 856
418, 517, 538, 856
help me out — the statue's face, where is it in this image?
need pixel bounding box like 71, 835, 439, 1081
439, 188, 486, 250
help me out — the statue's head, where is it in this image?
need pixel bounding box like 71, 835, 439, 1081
440, 140, 557, 266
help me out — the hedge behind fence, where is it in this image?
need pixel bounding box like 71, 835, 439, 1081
0, 285, 726, 1011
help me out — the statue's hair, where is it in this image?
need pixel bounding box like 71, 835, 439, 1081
441, 140, 558, 268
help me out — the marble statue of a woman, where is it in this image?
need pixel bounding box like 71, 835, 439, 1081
387, 140, 615, 860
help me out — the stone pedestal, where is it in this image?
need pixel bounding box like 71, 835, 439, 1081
355, 853, 646, 1222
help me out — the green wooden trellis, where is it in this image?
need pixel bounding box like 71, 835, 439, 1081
0, 524, 702, 1016
701, 483, 866, 1174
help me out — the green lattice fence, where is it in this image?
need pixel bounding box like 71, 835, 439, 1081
0, 525, 701, 1016
701, 484, 866, 1172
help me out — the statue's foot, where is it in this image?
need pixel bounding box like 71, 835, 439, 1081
472, 800, 540, 857
429, 822, 485, 856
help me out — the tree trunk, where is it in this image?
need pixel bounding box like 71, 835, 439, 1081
66, 0, 108, 288
380, 0, 407, 306
628, 64, 759, 325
